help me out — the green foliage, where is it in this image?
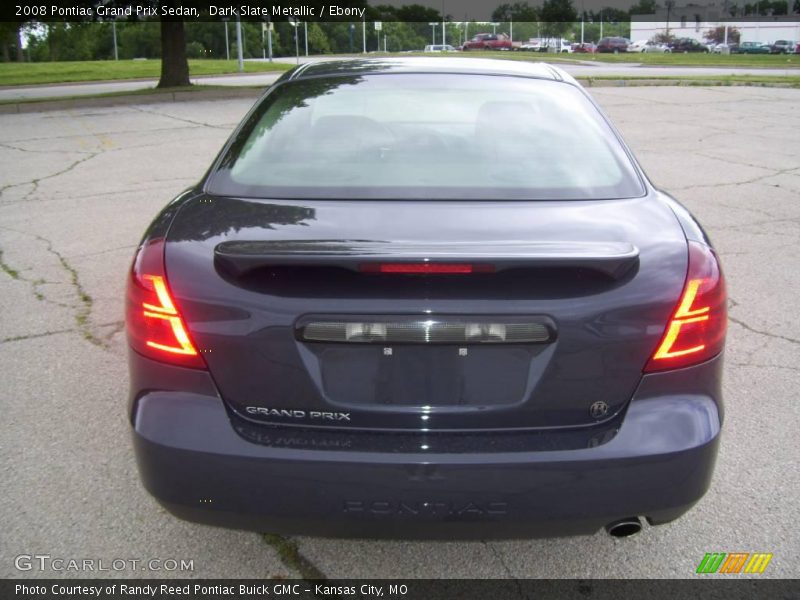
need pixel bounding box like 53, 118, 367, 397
185, 41, 205, 59
117, 21, 160, 59
394, 4, 441, 22
629, 0, 658, 15
306, 22, 332, 54
743, 0, 791, 14
540, 0, 578, 38
492, 2, 539, 22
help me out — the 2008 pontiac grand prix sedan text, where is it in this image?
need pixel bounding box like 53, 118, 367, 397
127, 58, 726, 539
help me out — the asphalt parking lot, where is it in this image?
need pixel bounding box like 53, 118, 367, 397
1, 85, 798, 579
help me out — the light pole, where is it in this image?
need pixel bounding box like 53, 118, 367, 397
235, 16, 243, 72
98, 1, 118, 60
581, 0, 585, 44
600, 9, 604, 39
223, 19, 229, 60
362, 17, 366, 53
266, 18, 273, 62
429, 22, 437, 46
288, 18, 299, 64
112, 21, 118, 60
304, 21, 308, 56
441, 0, 446, 47
665, 0, 675, 39
261, 21, 266, 59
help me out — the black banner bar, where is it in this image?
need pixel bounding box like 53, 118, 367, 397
3, 579, 800, 600
5, 0, 800, 23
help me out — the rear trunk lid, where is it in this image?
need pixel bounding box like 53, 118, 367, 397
164, 193, 686, 431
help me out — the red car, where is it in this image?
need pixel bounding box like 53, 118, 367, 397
462, 33, 513, 51
572, 43, 596, 53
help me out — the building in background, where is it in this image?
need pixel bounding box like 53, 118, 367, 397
631, 3, 800, 44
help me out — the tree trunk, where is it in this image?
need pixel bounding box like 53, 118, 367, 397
158, 20, 190, 88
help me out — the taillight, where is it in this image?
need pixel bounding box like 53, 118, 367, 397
125, 238, 206, 369
359, 263, 495, 274
644, 241, 726, 372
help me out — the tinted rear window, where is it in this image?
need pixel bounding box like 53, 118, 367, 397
207, 73, 645, 201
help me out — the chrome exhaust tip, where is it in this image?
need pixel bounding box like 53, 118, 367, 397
605, 517, 642, 538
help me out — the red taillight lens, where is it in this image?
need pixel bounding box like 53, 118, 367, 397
126, 238, 206, 369
359, 263, 494, 274
644, 241, 726, 372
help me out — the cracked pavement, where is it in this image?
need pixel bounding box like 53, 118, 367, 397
1, 86, 798, 579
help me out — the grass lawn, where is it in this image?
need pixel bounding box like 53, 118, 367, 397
400, 50, 800, 68
0, 84, 269, 105
0, 59, 292, 87
579, 74, 800, 87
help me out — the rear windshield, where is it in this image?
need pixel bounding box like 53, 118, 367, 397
207, 73, 645, 201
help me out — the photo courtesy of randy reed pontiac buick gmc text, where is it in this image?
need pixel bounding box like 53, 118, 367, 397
15, 584, 400, 596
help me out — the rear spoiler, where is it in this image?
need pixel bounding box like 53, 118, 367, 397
214, 240, 640, 279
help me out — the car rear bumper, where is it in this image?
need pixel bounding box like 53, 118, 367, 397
130, 353, 723, 539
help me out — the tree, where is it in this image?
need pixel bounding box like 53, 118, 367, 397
0, 22, 26, 62
394, 4, 441, 22
629, 0, 658, 15
492, 2, 538, 22
306, 22, 331, 54
540, 0, 577, 40
703, 26, 741, 44
652, 31, 675, 43
55, 0, 189, 86
156, 19, 188, 87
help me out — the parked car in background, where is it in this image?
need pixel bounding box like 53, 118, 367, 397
738, 41, 770, 54
462, 33, 513, 51
643, 42, 671, 53
596, 37, 630, 53
519, 38, 544, 51
628, 40, 649, 52
424, 45, 456, 53
545, 38, 573, 53
711, 42, 735, 53
668, 38, 710, 53
572, 42, 596, 53
769, 40, 796, 54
